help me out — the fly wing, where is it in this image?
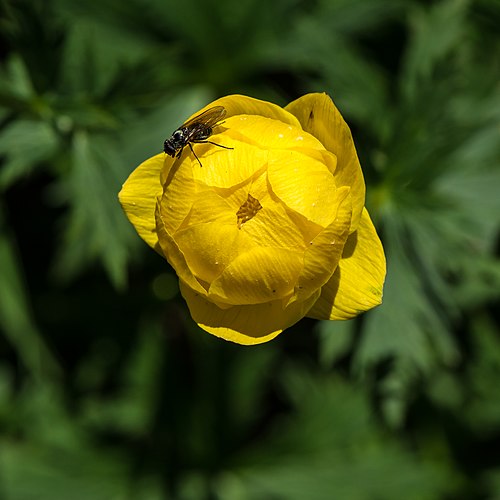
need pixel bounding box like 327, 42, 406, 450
180, 106, 227, 130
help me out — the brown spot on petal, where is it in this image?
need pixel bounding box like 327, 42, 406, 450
236, 193, 262, 229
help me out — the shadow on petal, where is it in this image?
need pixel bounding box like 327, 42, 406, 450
307, 208, 386, 321
181, 281, 320, 345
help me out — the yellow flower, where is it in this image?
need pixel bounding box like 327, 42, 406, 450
119, 93, 386, 345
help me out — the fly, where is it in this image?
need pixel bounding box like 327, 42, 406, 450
163, 106, 233, 167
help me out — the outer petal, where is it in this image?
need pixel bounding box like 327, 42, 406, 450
174, 222, 253, 284
224, 114, 324, 151
209, 246, 304, 305
189, 135, 267, 189
285, 93, 365, 232
180, 280, 321, 345
161, 156, 197, 234
243, 185, 306, 249
267, 149, 338, 227
155, 202, 207, 296
118, 153, 165, 249
288, 187, 351, 306
307, 208, 386, 320
191, 94, 302, 129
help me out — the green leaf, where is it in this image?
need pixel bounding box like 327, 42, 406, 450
308, 0, 405, 36
435, 167, 500, 253
0, 119, 59, 189
0, 209, 61, 380
0, 54, 35, 102
461, 315, 500, 436
355, 217, 460, 375
218, 371, 452, 500
0, 440, 129, 500
402, 0, 469, 99
77, 319, 165, 436
117, 86, 216, 169
280, 14, 393, 130
58, 13, 152, 97
52, 130, 137, 288
316, 319, 355, 369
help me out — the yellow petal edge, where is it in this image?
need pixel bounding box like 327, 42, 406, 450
193, 94, 302, 129
308, 208, 386, 320
286, 93, 365, 233
118, 153, 164, 250
180, 281, 321, 345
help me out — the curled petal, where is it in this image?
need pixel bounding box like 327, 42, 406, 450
192, 94, 302, 128
286, 93, 365, 232
209, 246, 304, 305
307, 208, 386, 320
181, 280, 321, 345
190, 137, 268, 189
288, 187, 352, 306
243, 189, 306, 249
224, 114, 324, 151
155, 203, 207, 295
118, 153, 165, 250
174, 222, 253, 284
160, 157, 198, 235
267, 150, 338, 227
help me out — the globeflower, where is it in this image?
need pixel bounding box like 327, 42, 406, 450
119, 93, 386, 345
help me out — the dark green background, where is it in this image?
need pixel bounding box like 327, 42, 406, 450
1, 0, 500, 498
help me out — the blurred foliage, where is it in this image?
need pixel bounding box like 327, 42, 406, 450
1, 0, 500, 498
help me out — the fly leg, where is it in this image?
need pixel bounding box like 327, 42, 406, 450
175, 145, 185, 159
195, 140, 233, 151
188, 143, 203, 168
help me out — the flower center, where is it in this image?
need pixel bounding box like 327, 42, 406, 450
236, 193, 262, 229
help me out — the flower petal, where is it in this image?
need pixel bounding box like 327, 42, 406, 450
224, 114, 324, 151
178, 114, 325, 190
174, 221, 253, 284
307, 208, 386, 320
118, 153, 165, 250
267, 149, 338, 228
289, 187, 352, 306
160, 159, 198, 234
243, 184, 306, 249
286, 93, 365, 232
155, 202, 207, 295
180, 280, 321, 345
193, 94, 302, 129
189, 133, 268, 189
209, 246, 304, 305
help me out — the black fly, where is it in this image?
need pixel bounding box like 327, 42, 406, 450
163, 106, 233, 167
